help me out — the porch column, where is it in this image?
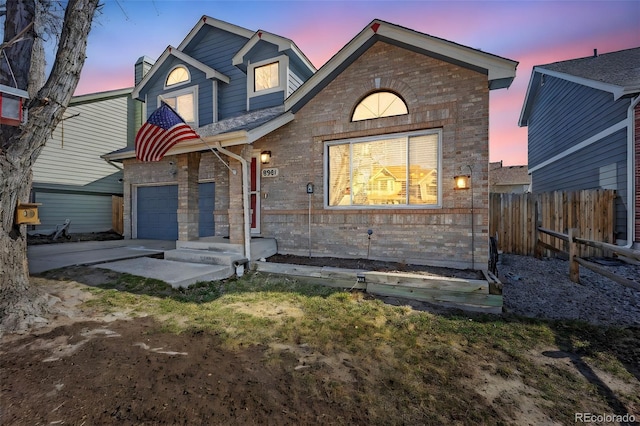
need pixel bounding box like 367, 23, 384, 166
227, 155, 244, 245
177, 152, 201, 241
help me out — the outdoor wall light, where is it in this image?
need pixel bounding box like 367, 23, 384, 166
454, 174, 470, 190
260, 151, 271, 164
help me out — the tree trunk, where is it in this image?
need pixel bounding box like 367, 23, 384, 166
0, 0, 99, 335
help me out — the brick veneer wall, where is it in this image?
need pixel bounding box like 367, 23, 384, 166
122, 151, 229, 239
253, 41, 490, 270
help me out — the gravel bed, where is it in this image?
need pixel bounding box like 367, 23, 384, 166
499, 254, 640, 328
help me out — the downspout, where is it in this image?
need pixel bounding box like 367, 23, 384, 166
625, 94, 640, 248
213, 143, 252, 262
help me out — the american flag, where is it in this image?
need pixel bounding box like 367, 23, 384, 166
135, 102, 200, 162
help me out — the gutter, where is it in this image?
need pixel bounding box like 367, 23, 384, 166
625, 94, 639, 248
212, 143, 252, 263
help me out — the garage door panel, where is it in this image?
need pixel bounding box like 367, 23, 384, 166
137, 183, 215, 240
137, 185, 178, 240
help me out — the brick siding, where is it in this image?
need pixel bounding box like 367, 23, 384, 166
253, 41, 490, 269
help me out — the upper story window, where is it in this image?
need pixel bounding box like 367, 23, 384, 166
352, 91, 408, 121
247, 56, 289, 109
160, 86, 198, 126
165, 66, 190, 88
254, 62, 279, 92
326, 130, 441, 208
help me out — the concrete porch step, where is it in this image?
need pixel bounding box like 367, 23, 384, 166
176, 239, 244, 254
175, 237, 277, 261
164, 248, 247, 267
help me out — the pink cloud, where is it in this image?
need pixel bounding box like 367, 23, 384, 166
75, 68, 133, 96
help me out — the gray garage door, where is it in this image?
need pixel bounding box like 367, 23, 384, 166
137, 183, 215, 240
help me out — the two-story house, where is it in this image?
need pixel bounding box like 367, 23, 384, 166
32, 88, 134, 235
105, 16, 517, 271
519, 47, 640, 248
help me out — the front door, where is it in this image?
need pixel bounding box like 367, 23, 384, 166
250, 156, 260, 234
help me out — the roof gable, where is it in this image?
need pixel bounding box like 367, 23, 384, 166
285, 19, 518, 113
178, 15, 254, 51
232, 30, 316, 75
519, 47, 640, 126
132, 47, 229, 100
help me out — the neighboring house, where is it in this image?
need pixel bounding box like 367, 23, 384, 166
105, 16, 517, 271
32, 88, 134, 234
489, 161, 530, 194
519, 47, 640, 247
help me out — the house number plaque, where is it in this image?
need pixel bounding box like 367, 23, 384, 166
261, 168, 279, 178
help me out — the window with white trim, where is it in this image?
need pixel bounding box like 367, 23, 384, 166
326, 130, 441, 207
165, 66, 190, 87
352, 91, 408, 121
247, 56, 288, 104
160, 86, 198, 126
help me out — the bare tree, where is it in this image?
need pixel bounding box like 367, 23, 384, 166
0, 0, 99, 334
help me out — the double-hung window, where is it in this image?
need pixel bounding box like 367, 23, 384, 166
326, 130, 441, 208
160, 86, 198, 127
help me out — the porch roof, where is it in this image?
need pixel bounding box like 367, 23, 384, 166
102, 106, 291, 161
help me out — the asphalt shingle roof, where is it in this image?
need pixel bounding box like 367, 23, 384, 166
539, 47, 640, 89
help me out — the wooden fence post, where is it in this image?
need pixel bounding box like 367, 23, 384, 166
568, 228, 580, 283
534, 201, 541, 258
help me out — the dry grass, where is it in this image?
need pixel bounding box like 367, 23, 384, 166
43, 267, 640, 424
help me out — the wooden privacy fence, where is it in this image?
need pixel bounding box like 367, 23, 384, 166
490, 190, 617, 257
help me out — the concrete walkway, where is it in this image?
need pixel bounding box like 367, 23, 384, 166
28, 239, 175, 274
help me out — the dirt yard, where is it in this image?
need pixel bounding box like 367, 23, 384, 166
2, 263, 639, 425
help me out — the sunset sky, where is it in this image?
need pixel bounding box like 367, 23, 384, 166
73, 0, 639, 166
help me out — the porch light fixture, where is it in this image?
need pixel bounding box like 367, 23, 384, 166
260, 150, 271, 164
453, 174, 470, 190
0, 84, 29, 126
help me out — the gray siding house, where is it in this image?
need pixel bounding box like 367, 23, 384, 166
106, 16, 316, 241
519, 47, 640, 248
32, 88, 135, 234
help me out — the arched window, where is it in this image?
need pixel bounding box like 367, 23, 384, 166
352, 91, 408, 121
166, 66, 190, 87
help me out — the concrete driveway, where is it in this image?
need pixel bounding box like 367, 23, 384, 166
28, 239, 175, 274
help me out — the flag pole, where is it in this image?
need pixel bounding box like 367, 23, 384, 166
156, 95, 236, 174
198, 138, 236, 175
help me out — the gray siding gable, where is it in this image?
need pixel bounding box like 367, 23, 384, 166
143, 55, 215, 126
242, 40, 280, 63
531, 128, 628, 240
181, 26, 250, 119
527, 75, 630, 168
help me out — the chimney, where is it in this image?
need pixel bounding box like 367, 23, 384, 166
134, 56, 155, 85
593, 49, 598, 58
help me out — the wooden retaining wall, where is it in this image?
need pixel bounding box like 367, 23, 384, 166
255, 262, 503, 314
490, 190, 617, 258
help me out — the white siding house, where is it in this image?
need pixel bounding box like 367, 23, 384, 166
32, 88, 135, 234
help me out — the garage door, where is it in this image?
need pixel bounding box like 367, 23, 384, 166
137, 185, 178, 239
137, 183, 215, 240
